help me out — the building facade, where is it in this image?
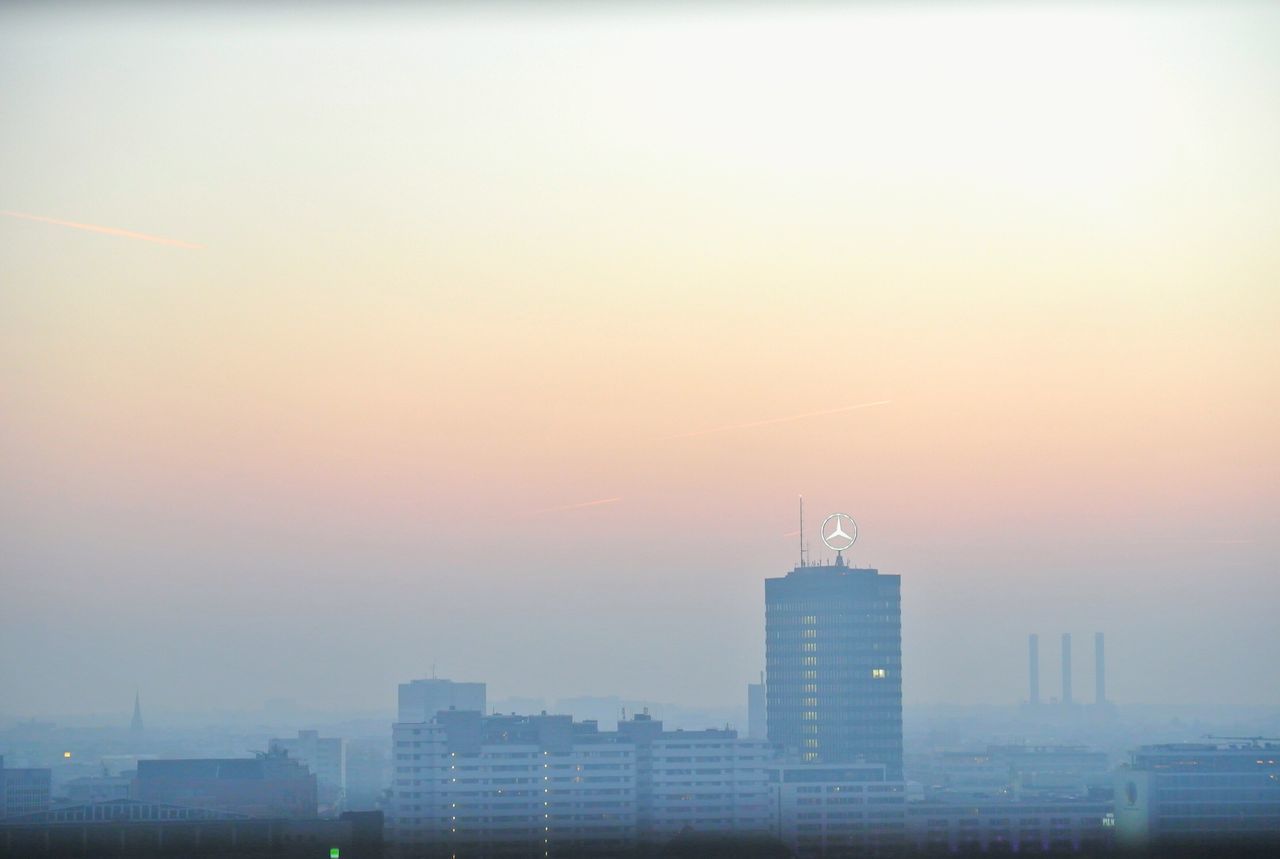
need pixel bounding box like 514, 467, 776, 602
769, 763, 906, 858
0, 757, 51, 821
1115, 742, 1280, 849
765, 555, 903, 776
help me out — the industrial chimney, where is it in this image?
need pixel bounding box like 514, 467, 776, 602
1028, 634, 1040, 705
1061, 633, 1073, 705
1095, 632, 1106, 705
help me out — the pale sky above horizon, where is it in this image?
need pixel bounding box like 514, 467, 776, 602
2, 2, 1277, 718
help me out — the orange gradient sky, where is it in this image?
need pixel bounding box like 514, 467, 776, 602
1, 3, 1277, 717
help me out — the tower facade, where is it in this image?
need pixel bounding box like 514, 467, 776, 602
765, 554, 903, 777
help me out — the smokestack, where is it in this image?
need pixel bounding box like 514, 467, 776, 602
1028, 634, 1040, 705
1061, 633, 1073, 705
1095, 632, 1106, 704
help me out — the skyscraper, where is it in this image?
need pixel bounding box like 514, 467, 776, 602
765, 552, 903, 777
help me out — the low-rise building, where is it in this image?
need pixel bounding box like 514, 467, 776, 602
769, 763, 906, 858
1114, 742, 1280, 849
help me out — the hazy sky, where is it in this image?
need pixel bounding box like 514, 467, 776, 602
2, 2, 1277, 718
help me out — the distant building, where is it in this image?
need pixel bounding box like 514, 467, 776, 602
915, 745, 1111, 801
397, 677, 486, 723
1115, 742, 1280, 849
769, 762, 906, 857
906, 796, 1111, 853
135, 751, 317, 819
618, 712, 772, 842
0, 756, 51, 821
62, 774, 133, 804
269, 730, 346, 814
747, 676, 767, 740
765, 554, 903, 776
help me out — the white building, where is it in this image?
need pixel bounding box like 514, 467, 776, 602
619, 713, 772, 842
390, 712, 636, 856
905, 797, 1111, 853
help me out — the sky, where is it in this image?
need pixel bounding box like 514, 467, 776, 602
1, 2, 1277, 719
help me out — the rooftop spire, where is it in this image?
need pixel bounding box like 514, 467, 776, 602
130, 690, 144, 733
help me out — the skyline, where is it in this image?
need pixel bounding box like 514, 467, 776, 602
2, 2, 1278, 717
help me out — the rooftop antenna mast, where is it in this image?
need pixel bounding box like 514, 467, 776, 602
799, 495, 806, 567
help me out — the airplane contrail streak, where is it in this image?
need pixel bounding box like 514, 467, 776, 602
528, 496, 623, 515
1, 210, 203, 249
661, 400, 891, 440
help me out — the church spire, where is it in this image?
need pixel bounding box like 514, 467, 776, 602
130, 690, 144, 733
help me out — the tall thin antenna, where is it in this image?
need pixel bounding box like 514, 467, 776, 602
799, 495, 806, 567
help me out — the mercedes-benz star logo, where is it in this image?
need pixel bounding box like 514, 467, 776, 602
820, 513, 858, 552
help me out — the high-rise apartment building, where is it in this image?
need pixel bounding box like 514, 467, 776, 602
398, 678, 487, 723
765, 553, 903, 776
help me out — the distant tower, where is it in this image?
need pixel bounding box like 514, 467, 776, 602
1061, 633, 1073, 706
130, 691, 144, 733
1028, 634, 1040, 705
1094, 632, 1106, 705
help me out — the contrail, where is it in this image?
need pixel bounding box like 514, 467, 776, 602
1, 210, 203, 249
661, 400, 890, 440
528, 496, 623, 515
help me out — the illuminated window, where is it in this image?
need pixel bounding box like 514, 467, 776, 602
872, 668, 887, 679
803, 643, 817, 652
803, 629, 816, 638
802, 615, 817, 625
803, 657, 817, 666
803, 697, 818, 707
803, 684, 818, 693
804, 739, 818, 748
803, 711, 818, 721
803, 752, 818, 762
803, 670, 817, 680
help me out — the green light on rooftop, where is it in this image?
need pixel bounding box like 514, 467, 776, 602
329, 849, 340, 859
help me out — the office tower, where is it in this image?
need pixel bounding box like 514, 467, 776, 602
1061, 633, 1072, 705
397, 677, 486, 723
747, 674, 767, 740
1094, 632, 1106, 705
269, 730, 347, 814
1028, 634, 1040, 705
765, 553, 903, 777
0, 756, 52, 821
135, 751, 317, 818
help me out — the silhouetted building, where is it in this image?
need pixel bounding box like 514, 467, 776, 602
1115, 742, 1280, 849
397, 678, 486, 723
135, 751, 316, 819
0, 800, 362, 857
1061, 633, 1073, 706
269, 730, 346, 815
765, 555, 903, 776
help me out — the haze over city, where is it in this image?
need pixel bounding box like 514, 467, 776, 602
2, 0, 1277, 727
